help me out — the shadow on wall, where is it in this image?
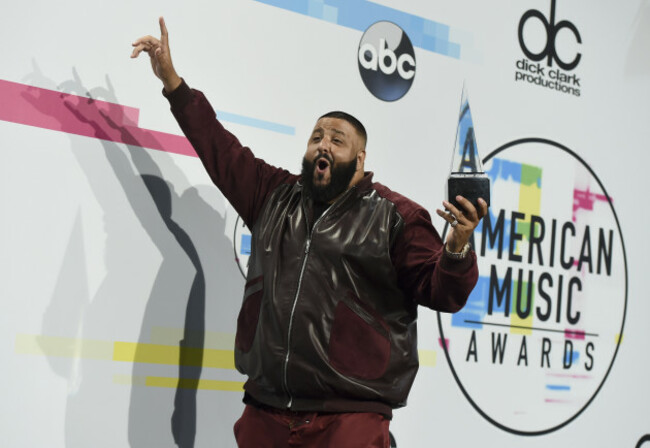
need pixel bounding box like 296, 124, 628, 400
625, 0, 650, 76
23, 63, 242, 447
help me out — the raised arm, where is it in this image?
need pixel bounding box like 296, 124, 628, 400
131, 18, 297, 227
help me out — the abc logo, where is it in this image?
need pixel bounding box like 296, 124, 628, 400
358, 21, 416, 102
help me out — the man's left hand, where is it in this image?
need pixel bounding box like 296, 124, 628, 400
436, 196, 488, 253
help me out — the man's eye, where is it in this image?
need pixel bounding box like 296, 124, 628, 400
333, 139, 342, 144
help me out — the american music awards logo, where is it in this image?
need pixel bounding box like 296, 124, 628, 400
514, 0, 583, 97
438, 138, 627, 435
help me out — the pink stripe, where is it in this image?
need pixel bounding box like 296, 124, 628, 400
544, 398, 572, 404
438, 338, 449, 350
0, 79, 196, 158
572, 187, 610, 221
564, 328, 586, 340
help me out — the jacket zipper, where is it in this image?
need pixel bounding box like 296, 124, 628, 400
283, 237, 311, 408
282, 189, 354, 408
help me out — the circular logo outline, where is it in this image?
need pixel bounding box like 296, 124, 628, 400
437, 137, 628, 435
637, 434, 650, 448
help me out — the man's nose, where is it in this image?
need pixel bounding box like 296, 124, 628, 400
318, 137, 331, 153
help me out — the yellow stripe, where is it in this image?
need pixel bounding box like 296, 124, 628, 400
615, 333, 624, 344
516, 164, 542, 255
145, 376, 244, 391
113, 342, 236, 369
19, 334, 433, 374
14, 334, 113, 360
113, 375, 243, 391
510, 280, 534, 335
418, 349, 436, 367
16, 334, 235, 369
113, 374, 147, 386
150, 327, 236, 350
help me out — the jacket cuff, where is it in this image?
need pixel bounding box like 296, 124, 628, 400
439, 248, 475, 272
162, 78, 192, 111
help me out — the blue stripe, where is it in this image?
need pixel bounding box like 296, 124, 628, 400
564, 350, 580, 365
215, 110, 296, 136
254, 0, 468, 59
546, 385, 571, 391
452, 276, 489, 329
240, 234, 252, 256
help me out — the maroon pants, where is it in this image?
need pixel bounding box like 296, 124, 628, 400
233, 404, 390, 447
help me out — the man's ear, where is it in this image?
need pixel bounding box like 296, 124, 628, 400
356, 150, 366, 170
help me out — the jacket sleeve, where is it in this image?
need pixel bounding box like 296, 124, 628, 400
391, 206, 478, 313
164, 80, 298, 228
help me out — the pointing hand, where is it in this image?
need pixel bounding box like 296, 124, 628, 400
131, 17, 182, 93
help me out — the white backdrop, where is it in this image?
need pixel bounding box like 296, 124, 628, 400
1, 0, 649, 447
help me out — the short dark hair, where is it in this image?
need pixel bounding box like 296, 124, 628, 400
319, 111, 367, 148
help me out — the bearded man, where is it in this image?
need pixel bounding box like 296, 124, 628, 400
132, 17, 487, 448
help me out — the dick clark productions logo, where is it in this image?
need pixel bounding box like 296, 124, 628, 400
358, 21, 416, 101
438, 139, 627, 435
515, 0, 582, 96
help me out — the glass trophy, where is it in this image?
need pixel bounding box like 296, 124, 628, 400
447, 85, 490, 212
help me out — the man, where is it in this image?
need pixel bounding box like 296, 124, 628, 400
132, 17, 487, 448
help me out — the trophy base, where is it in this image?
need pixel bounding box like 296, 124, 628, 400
447, 175, 490, 212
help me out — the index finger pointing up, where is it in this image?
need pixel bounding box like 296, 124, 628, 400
159, 16, 168, 45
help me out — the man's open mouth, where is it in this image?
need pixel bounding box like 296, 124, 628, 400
316, 158, 330, 173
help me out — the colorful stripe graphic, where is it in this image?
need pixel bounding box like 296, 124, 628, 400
14, 334, 235, 369
17, 333, 438, 367
419, 349, 436, 367
14, 334, 113, 360
0, 79, 195, 156
510, 276, 535, 335
452, 276, 489, 329
143, 376, 244, 392
16, 333, 438, 392
564, 329, 586, 340
215, 110, 295, 135
112, 342, 236, 369
573, 187, 610, 221
112, 374, 245, 392
149, 327, 236, 350
0, 79, 295, 157
253, 0, 477, 60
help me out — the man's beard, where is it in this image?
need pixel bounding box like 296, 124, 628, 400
301, 155, 357, 204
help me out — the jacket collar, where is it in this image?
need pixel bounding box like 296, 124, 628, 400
298, 171, 375, 203
354, 171, 374, 194
299, 171, 375, 226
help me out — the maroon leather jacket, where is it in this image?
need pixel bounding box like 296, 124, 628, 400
165, 81, 478, 417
